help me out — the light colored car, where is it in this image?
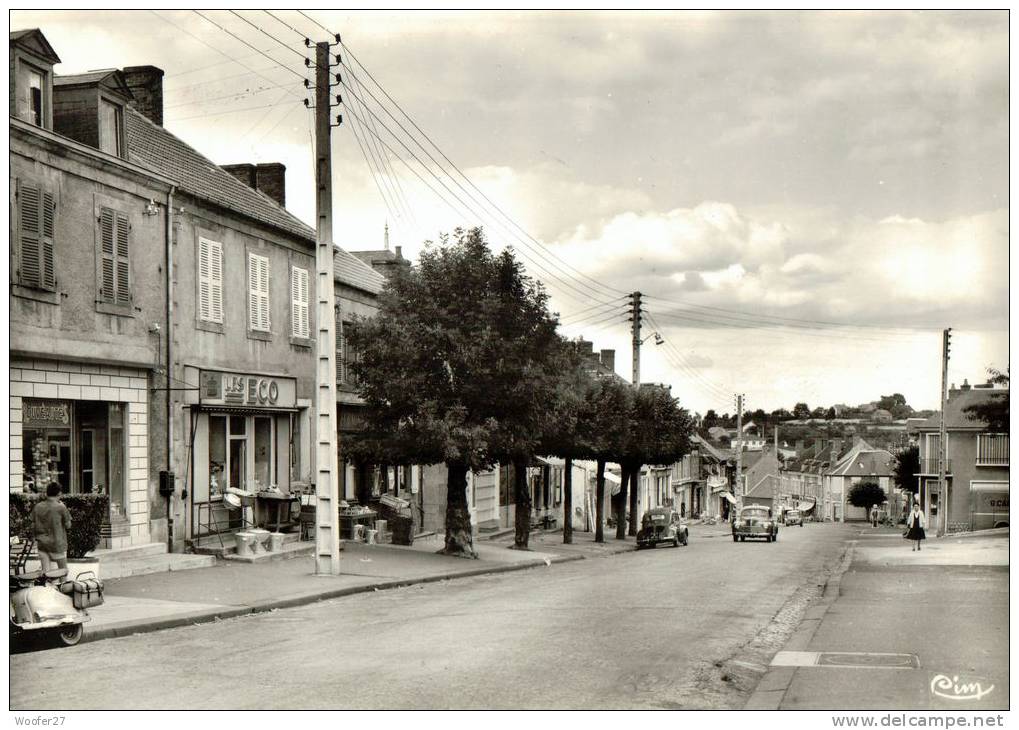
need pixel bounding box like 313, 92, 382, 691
732, 505, 779, 542
783, 509, 804, 527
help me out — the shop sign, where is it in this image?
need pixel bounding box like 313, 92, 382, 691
23, 399, 71, 428
200, 370, 296, 409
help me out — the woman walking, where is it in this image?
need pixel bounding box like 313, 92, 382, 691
905, 502, 926, 551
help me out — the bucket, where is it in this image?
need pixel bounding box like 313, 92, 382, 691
365, 529, 378, 545
235, 532, 254, 557
375, 519, 387, 540
249, 528, 270, 553
269, 533, 285, 553
352, 524, 365, 542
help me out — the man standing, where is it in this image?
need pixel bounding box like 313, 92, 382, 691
32, 482, 71, 571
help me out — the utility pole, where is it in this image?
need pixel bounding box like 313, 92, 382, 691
734, 394, 744, 516
314, 40, 341, 575
630, 291, 642, 386
936, 327, 951, 537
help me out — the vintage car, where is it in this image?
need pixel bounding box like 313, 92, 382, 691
636, 508, 689, 549
732, 505, 779, 542
783, 509, 804, 527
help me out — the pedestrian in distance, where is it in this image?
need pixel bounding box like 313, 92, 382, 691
904, 502, 926, 551
32, 481, 71, 571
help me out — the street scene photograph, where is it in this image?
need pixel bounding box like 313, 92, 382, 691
6, 7, 1010, 720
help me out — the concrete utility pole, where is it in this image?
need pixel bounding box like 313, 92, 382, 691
630, 291, 642, 386
936, 328, 951, 537
314, 41, 341, 575
734, 394, 744, 515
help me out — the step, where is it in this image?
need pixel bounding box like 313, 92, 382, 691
477, 520, 501, 533
92, 542, 167, 562
221, 540, 314, 564
101, 553, 216, 580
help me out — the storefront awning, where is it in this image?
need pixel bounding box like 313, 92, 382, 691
720, 493, 737, 505
798, 500, 816, 513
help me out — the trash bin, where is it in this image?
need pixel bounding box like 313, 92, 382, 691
391, 515, 414, 546
269, 532, 285, 553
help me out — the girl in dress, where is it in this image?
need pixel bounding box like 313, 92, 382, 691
905, 502, 926, 551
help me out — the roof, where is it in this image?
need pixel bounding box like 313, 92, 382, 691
334, 247, 387, 295
10, 29, 61, 64
827, 450, 895, 477
123, 107, 315, 243
914, 386, 1009, 431
692, 435, 729, 463
54, 69, 132, 95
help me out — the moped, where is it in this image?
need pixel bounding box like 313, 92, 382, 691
10, 539, 92, 648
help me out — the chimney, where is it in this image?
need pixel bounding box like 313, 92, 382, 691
394, 245, 403, 259
221, 162, 287, 207
122, 65, 164, 126
961, 379, 971, 391
577, 339, 594, 356
255, 163, 286, 207
600, 349, 615, 374
831, 438, 844, 457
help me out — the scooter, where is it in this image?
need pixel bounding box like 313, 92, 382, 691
10, 544, 92, 648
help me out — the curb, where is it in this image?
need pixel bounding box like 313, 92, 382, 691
743, 541, 856, 710
80, 552, 586, 645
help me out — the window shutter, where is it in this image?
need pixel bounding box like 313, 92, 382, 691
248, 252, 270, 331
291, 267, 309, 339
115, 212, 130, 304
198, 237, 211, 321
198, 237, 223, 323
210, 240, 223, 323
40, 192, 55, 290
335, 311, 344, 383
18, 182, 42, 288
99, 209, 116, 303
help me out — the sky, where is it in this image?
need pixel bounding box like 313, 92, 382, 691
11, 9, 1009, 415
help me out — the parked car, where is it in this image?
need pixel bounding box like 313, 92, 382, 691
783, 509, 804, 527
732, 505, 779, 542
637, 508, 689, 549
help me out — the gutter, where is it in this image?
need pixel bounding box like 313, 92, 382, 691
166, 186, 176, 553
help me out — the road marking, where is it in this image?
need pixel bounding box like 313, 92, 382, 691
771, 651, 919, 668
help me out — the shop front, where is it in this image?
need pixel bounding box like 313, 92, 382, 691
10, 358, 151, 547
185, 368, 301, 541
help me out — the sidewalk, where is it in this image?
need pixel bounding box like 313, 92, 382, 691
81, 530, 636, 645
746, 529, 1009, 711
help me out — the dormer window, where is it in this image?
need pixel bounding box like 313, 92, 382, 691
99, 98, 124, 156
27, 65, 45, 126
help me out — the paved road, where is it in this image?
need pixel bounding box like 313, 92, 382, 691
11, 523, 856, 710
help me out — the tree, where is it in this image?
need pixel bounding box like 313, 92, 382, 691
877, 393, 913, 420
347, 228, 565, 558
702, 409, 719, 429
792, 402, 811, 420
826, 407, 837, 420
771, 408, 793, 421
811, 407, 827, 419
576, 377, 632, 543
618, 385, 695, 536
893, 444, 920, 495
962, 367, 1009, 433
847, 481, 887, 516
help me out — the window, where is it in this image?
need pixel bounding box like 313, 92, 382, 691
976, 434, 1008, 467
16, 180, 56, 291
97, 207, 130, 307
28, 67, 44, 126
248, 252, 270, 332
198, 237, 224, 323
290, 266, 310, 339
98, 99, 123, 156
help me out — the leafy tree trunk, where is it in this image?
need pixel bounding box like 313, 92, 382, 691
512, 457, 531, 550
615, 464, 630, 540
628, 462, 642, 536
562, 456, 570, 542
595, 459, 606, 543
442, 460, 477, 558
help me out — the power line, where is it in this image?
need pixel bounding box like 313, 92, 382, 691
165, 99, 302, 124
163, 80, 298, 111
296, 9, 334, 37
192, 10, 307, 82
228, 10, 307, 60
262, 10, 309, 41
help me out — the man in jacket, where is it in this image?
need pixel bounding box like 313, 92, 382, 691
32, 482, 71, 571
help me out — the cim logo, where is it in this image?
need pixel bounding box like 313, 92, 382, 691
930, 674, 994, 702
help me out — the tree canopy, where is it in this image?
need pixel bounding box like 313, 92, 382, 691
847, 481, 887, 512
962, 367, 1009, 433
893, 444, 920, 494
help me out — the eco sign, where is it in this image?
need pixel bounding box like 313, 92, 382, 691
199, 370, 296, 409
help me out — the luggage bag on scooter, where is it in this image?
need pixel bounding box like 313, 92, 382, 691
58, 571, 104, 609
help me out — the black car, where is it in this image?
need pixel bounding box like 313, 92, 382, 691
732, 505, 779, 542
637, 508, 689, 549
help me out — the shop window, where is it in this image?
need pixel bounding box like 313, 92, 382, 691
229, 416, 248, 490
254, 416, 274, 491
108, 405, 126, 519
247, 252, 271, 333
209, 415, 227, 498
15, 179, 56, 291
198, 237, 224, 324
96, 206, 131, 312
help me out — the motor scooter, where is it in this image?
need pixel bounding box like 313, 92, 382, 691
10, 540, 92, 648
